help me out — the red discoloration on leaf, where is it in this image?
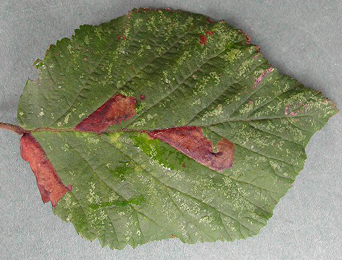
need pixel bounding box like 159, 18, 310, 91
245, 34, 251, 44
206, 18, 213, 23
182, 163, 186, 168
140, 94, 145, 100
118, 35, 126, 40
252, 68, 274, 89
253, 53, 260, 60
147, 126, 234, 171
205, 30, 214, 35
253, 46, 261, 59
127, 10, 133, 19
75, 94, 137, 133
285, 104, 299, 116
20, 134, 69, 207
238, 30, 251, 44
199, 35, 207, 45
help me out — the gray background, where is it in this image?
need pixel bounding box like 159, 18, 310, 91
0, 0, 341, 259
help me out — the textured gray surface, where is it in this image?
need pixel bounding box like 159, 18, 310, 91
0, 0, 341, 259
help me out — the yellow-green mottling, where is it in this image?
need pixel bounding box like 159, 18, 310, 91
18, 8, 337, 250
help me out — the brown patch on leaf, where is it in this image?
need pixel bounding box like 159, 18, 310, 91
20, 134, 69, 207
75, 94, 137, 133
147, 126, 234, 171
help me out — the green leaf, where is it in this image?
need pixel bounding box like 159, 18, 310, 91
16, 8, 337, 249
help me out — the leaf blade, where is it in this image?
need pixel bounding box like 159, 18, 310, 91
16, 8, 338, 249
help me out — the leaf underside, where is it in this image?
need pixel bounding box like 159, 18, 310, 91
17, 8, 338, 249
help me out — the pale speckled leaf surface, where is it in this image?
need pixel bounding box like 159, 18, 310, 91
17, 8, 337, 249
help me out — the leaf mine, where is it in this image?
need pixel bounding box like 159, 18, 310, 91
147, 126, 234, 171
75, 94, 137, 133
20, 134, 70, 206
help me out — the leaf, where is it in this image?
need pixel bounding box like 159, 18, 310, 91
13, 8, 338, 249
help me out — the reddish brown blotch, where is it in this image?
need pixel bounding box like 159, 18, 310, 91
20, 134, 70, 207
148, 126, 234, 171
75, 94, 137, 133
